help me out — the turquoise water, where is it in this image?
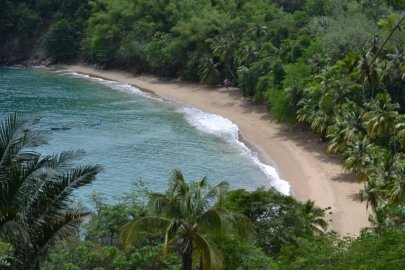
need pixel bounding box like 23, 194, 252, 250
0, 67, 288, 206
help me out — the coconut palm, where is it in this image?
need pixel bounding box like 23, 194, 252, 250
358, 150, 404, 213
327, 119, 347, 154
327, 102, 365, 154
386, 48, 404, 79
250, 24, 267, 40
363, 93, 399, 139
297, 85, 321, 123
342, 136, 383, 182
120, 170, 254, 270
359, 176, 385, 211
198, 57, 220, 85
354, 52, 386, 94
235, 42, 257, 66
384, 153, 405, 205
211, 35, 237, 80
394, 115, 405, 149
0, 113, 101, 269
302, 201, 328, 234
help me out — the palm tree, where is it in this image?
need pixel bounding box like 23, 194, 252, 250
120, 170, 253, 270
235, 42, 257, 66
198, 57, 220, 85
359, 176, 385, 211
327, 102, 365, 154
0, 113, 101, 269
363, 93, 399, 139
356, 150, 404, 215
211, 35, 237, 81
354, 52, 385, 92
342, 136, 382, 182
250, 24, 267, 40
385, 153, 405, 205
394, 115, 405, 149
302, 201, 328, 234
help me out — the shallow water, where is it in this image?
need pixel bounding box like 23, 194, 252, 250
0, 67, 288, 206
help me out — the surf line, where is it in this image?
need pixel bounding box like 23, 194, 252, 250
59, 69, 291, 195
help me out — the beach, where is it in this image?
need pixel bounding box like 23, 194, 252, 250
56, 64, 370, 235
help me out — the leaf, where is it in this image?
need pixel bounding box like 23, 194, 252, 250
120, 216, 171, 247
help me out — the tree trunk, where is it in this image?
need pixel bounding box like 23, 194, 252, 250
181, 239, 193, 270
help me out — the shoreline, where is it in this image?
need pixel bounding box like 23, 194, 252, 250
54, 64, 370, 235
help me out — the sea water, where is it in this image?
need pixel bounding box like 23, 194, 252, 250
0, 67, 289, 206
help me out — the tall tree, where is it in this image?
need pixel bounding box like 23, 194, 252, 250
120, 170, 253, 270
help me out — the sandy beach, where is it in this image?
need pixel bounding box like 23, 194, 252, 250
56, 64, 370, 235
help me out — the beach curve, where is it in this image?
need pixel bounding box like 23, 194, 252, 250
55, 64, 370, 235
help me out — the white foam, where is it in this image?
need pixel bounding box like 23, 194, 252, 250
60, 70, 290, 195
179, 106, 291, 195
180, 107, 239, 141
31, 65, 49, 69
61, 71, 159, 100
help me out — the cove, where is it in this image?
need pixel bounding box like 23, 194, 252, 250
0, 67, 284, 206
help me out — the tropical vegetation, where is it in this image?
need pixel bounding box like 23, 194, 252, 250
0, 0, 404, 268
40, 179, 405, 270
121, 170, 253, 270
0, 113, 101, 269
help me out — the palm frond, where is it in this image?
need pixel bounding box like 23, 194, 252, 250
22, 165, 102, 225
169, 169, 188, 199
163, 221, 180, 255
202, 181, 229, 209
120, 216, 171, 248
33, 210, 88, 256
169, 169, 184, 189
0, 113, 43, 172
0, 220, 30, 243
148, 192, 182, 218
194, 233, 223, 270
226, 212, 256, 241
197, 208, 224, 236
3, 154, 52, 206
44, 150, 86, 172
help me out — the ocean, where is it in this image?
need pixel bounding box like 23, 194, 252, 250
0, 66, 289, 206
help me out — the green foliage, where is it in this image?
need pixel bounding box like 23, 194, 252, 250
305, 0, 334, 16
198, 57, 220, 84
84, 180, 150, 245
273, 0, 306, 13
216, 237, 274, 270
337, 230, 405, 269
84, 194, 136, 246
121, 170, 254, 270
0, 241, 14, 268
44, 19, 80, 62
41, 183, 404, 270
42, 239, 180, 270
0, 113, 101, 269
266, 87, 296, 123
0, 0, 91, 62
1, 2, 404, 267
283, 61, 312, 104
296, 45, 405, 229
237, 66, 256, 96
117, 33, 147, 71
275, 230, 405, 270
275, 233, 347, 270
144, 35, 188, 76
222, 188, 328, 256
